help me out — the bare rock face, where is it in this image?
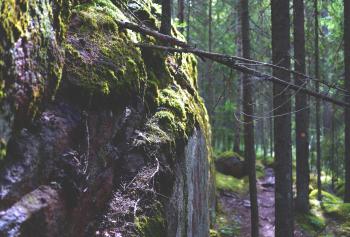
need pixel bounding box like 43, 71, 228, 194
0, 0, 215, 236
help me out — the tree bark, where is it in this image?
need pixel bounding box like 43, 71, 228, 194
160, 0, 172, 35
186, 0, 191, 42
314, 0, 322, 202
293, 0, 310, 213
234, 3, 242, 154
241, 0, 259, 236
206, 0, 214, 117
344, 0, 350, 202
271, 0, 294, 236
178, 0, 185, 33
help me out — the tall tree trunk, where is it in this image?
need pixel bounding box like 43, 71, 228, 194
262, 118, 267, 159
314, 0, 322, 201
161, 0, 172, 35
270, 114, 273, 158
178, 0, 185, 33
331, 105, 335, 190
208, 0, 212, 52
294, 0, 310, 213
271, 0, 294, 236
241, 0, 259, 236
186, 0, 191, 42
234, 3, 242, 154
344, 0, 350, 203
206, 0, 214, 117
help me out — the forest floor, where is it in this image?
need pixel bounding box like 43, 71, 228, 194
217, 168, 307, 237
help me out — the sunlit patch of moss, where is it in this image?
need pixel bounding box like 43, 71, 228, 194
307, 190, 350, 236
297, 212, 326, 235
0, 138, 6, 160
215, 173, 248, 194
214, 150, 243, 160
210, 229, 221, 237
255, 160, 265, 179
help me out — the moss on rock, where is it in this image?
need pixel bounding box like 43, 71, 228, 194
64, 1, 146, 97
135, 214, 166, 237
0, 0, 71, 127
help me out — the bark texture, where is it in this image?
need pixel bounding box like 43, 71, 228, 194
240, 0, 259, 236
293, 0, 310, 213
271, 0, 294, 236
344, 0, 350, 203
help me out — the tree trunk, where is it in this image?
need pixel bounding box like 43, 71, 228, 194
270, 114, 273, 158
234, 3, 242, 154
208, 0, 212, 52
314, 0, 322, 201
186, 0, 191, 42
344, 0, 350, 203
293, 0, 310, 213
178, 0, 185, 33
331, 105, 335, 190
161, 0, 172, 35
241, 0, 259, 236
271, 0, 294, 236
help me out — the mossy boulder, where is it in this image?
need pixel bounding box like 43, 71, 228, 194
0, 0, 214, 236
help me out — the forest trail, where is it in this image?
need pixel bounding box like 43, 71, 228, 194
218, 168, 305, 237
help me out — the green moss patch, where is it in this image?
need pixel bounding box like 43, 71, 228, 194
297, 213, 326, 235
215, 173, 248, 194
64, 1, 146, 97
135, 214, 166, 237
305, 190, 350, 236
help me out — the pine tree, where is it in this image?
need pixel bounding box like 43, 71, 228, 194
271, 0, 294, 235
294, 0, 310, 213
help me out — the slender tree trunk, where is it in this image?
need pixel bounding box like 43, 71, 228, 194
294, 0, 310, 213
344, 0, 350, 203
262, 118, 267, 159
208, 0, 212, 52
186, 0, 191, 42
206, 0, 214, 117
178, 0, 185, 33
241, 0, 259, 236
331, 105, 335, 190
271, 0, 294, 236
314, 0, 322, 201
234, 3, 242, 154
270, 114, 273, 158
160, 0, 172, 35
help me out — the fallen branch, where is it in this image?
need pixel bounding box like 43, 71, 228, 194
117, 20, 189, 48
116, 20, 349, 96
136, 44, 350, 108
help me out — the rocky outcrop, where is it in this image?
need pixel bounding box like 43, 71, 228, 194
0, 0, 214, 236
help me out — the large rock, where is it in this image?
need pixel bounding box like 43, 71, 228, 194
215, 156, 246, 178
0, 0, 215, 236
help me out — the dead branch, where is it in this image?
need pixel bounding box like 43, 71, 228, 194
136, 44, 350, 108
117, 21, 189, 48
115, 20, 349, 96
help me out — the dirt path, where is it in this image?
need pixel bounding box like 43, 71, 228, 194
218, 168, 305, 237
